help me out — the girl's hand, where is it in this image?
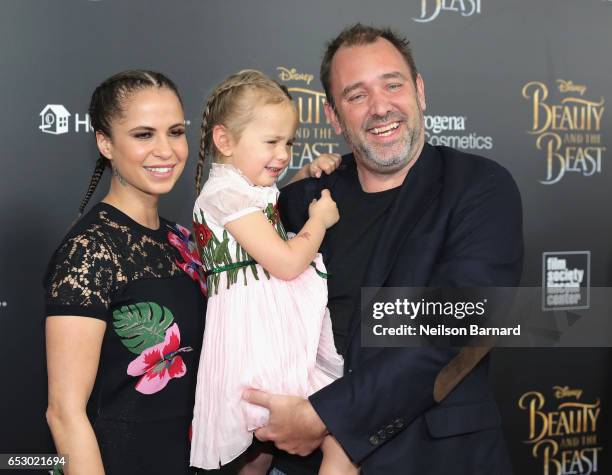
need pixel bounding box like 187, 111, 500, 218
308, 189, 339, 229
308, 153, 342, 178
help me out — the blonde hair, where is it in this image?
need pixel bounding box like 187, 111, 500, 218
195, 69, 295, 195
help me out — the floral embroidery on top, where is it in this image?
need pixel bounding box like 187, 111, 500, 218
112, 301, 192, 395
167, 223, 207, 295
264, 203, 288, 240
193, 209, 270, 296
193, 204, 289, 296
194, 220, 213, 249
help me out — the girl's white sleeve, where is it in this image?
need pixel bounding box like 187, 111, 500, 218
196, 184, 264, 226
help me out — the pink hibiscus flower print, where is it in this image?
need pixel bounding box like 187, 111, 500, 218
127, 323, 193, 395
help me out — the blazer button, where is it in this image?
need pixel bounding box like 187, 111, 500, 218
348, 369, 353, 373
369, 435, 379, 445
377, 429, 387, 440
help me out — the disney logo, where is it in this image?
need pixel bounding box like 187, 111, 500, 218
277, 67, 314, 85
557, 79, 587, 96
553, 385, 583, 400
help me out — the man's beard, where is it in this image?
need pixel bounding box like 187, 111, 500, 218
340, 109, 424, 175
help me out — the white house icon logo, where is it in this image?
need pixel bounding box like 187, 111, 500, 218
39, 104, 71, 135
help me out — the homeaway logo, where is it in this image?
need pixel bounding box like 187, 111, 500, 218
39, 104, 92, 134
39, 105, 71, 134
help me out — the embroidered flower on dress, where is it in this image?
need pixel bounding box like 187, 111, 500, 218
127, 323, 193, 394
271, 203, 281, 225
167, 223, 207, 295
194, 221, 213, 248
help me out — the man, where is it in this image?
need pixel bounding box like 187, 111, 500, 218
244, 24, 523, 474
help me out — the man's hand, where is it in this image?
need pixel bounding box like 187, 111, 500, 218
243, 389, 328, 456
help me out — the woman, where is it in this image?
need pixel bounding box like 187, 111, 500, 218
44, 70, 205, 474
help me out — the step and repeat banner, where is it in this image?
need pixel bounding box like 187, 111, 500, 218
1, 1, 611, 473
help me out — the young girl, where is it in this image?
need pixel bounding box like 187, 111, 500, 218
190, 70, 358, 474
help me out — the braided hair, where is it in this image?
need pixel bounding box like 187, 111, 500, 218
77, 70, 183, 217
195, 69, 293, 195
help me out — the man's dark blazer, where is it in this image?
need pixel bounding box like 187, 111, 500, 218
278, 143, 523, 475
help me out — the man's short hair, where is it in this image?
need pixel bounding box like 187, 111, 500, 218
320, 23, 419, 109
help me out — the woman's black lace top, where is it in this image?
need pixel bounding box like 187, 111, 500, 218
44, 202, 206, 422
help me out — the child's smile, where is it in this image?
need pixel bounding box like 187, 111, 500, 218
225, 101, 297, 187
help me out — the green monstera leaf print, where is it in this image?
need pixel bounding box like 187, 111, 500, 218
112, 302, 174, 354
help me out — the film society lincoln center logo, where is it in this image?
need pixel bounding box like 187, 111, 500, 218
276, 67, 340, 179
518, 386, 602, 475
522, 80, 606, 185
542, 251, 590, 311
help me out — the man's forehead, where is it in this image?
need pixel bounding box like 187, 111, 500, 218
330, 39, 412, 92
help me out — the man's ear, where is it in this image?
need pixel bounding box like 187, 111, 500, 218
212, 124, 233, 157
96, 131, 113, 161
416, 74, 426, 112
324, 101, 343, 135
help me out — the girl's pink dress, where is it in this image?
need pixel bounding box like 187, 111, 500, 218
190, 164, 343, 469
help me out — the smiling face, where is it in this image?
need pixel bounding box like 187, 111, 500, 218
219, 100, 297, 187
97, 87, 187, 199
325, 38, 426, 175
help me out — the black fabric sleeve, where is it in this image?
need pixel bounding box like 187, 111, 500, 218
44, 231, 117, 321
431, 165, 524, 287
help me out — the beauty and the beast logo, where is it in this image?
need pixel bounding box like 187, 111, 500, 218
276, 67, 339, 179
413, 0, 481, 23
522, 80, 606, 185
519, 386, 602, 474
